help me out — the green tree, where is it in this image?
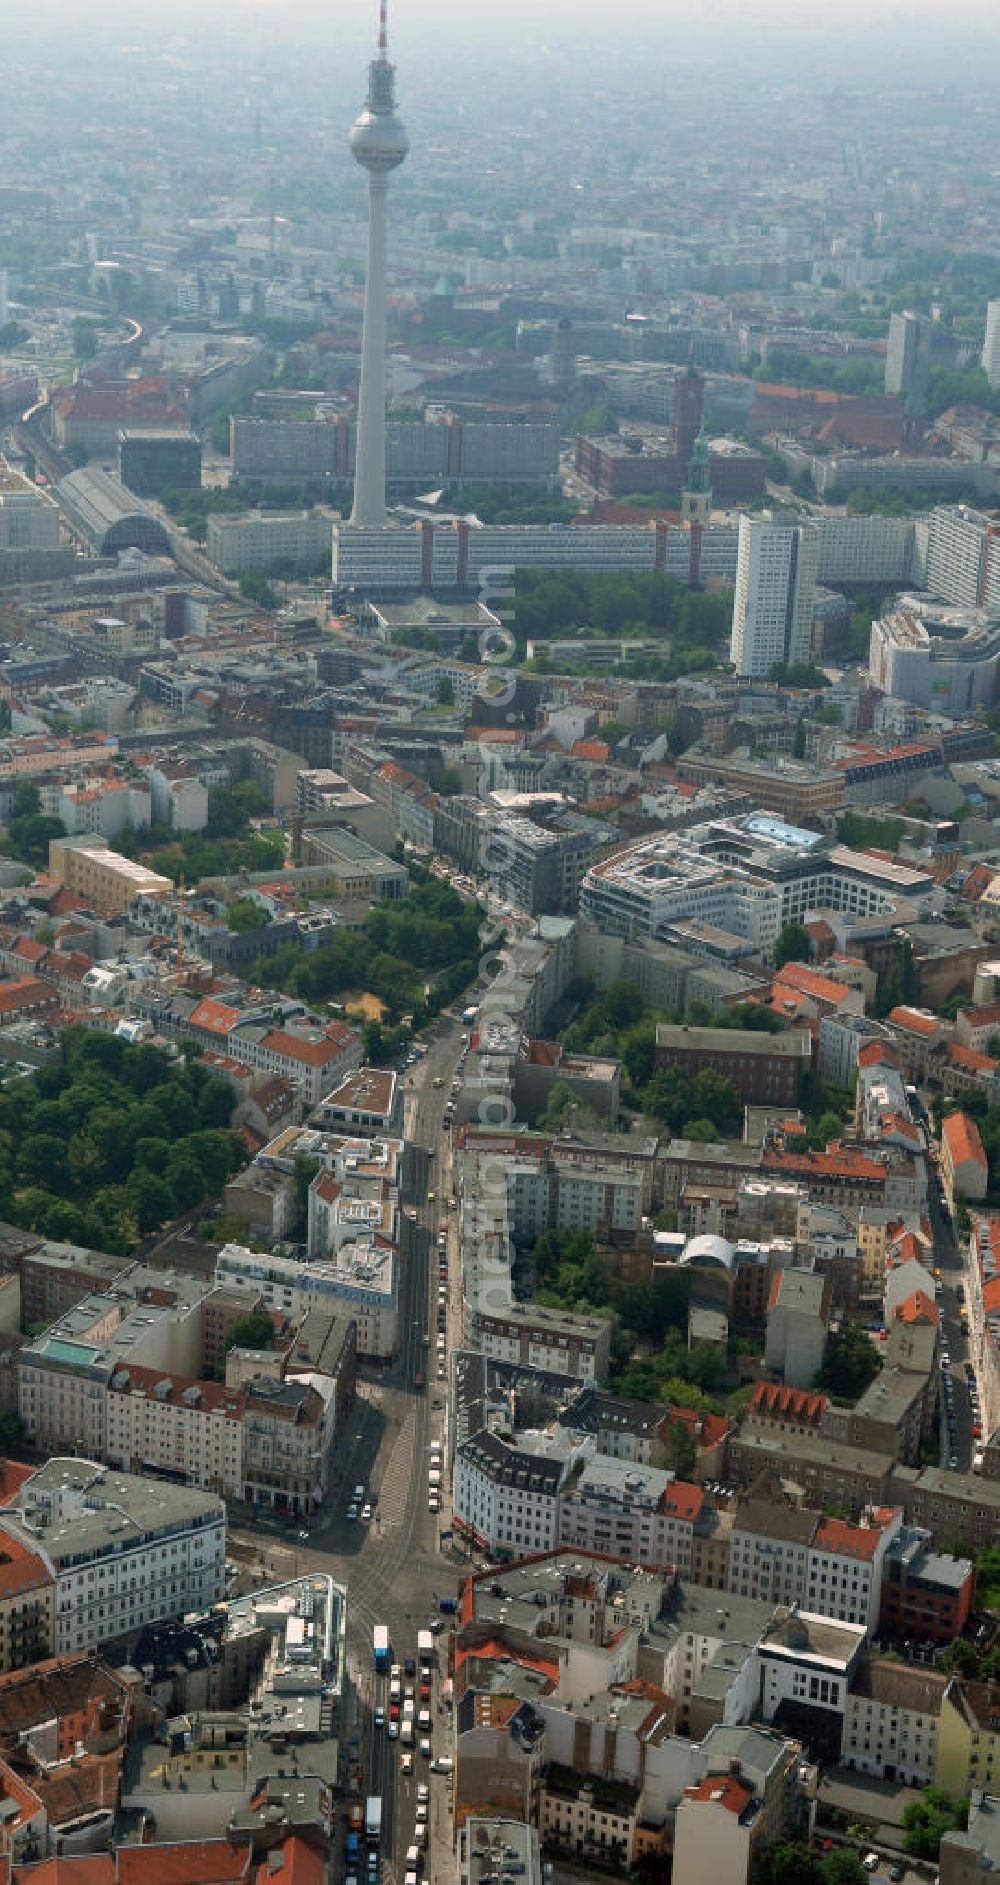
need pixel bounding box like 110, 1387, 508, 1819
239, 571, 277, 609
666, 1421, 698, 1480
127, 1170, 174, 1236
792, 718, 807, 760
436, 676, 455, 706
938, 1639, 979, 1677
773, 921, 812, 969
225, 1312, 275, 1354
819, 1853, 867, 1885
764, 1843, 819, 1885
71, 317, 102, 360
903, 1788, 969, 1860
976, 1546, 1000, 1609
19, 1133, 68, 1189
682, 1117, 718, 1143
227, 897, 269, 933
818, 1322, 881, 1400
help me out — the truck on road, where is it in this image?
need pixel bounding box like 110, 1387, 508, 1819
365, 1796, 382, 1842
373, 1625, 390, 1675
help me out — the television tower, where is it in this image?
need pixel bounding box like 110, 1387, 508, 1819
349, 0, 409, 529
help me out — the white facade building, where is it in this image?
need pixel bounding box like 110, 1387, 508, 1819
206, 510, 335, 576
454, 1428, 573, 1558
55, 780, 152, 841
730, 513, 819, 680
9, 1457, 225, 1655
869, 594, 1000, 716
984, 299, 1000, 391
106, 1366, 244, 1499
216, 1239, 397, 1359
579, 812, 933, 951
923, 506, 1000, 616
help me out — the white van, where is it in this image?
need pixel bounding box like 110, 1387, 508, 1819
428, 1469, 441, 1490
406, 1847, 421, 1870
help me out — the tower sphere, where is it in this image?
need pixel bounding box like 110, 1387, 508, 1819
349, 107, 409, 174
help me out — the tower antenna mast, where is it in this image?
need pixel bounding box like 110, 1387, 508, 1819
348, 0, 409, 529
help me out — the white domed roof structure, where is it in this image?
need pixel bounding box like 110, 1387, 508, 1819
680, 1233, 736, 1271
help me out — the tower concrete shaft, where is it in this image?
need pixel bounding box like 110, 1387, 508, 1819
349, 5, 408, 530
352, 176, 391, 527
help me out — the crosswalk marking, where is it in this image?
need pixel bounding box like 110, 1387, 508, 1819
377, 1412, 417, 1531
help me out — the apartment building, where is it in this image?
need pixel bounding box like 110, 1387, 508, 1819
804, 1517, 895, 1635
653, 1023, 811, 1107
673, 1757, 789, 1885
55, 780, 152, 840
879, 1528, 974, 1646
106, 1365, 244, 1499
17, 1242, 130, 1331
240, 1377, 337, 1515
941, 1110, 988, 1206
842, 1658, 945, 1786
47, 835, 172, 917
464, 1300, 612, 1385
454, 1428, 575, 1558
728, 1426, 896, 1515
5, 1457, 225, 1655
206, 510, 334, 577
938, 1679, 1000, 1798
729, 1503, 818, 1609
764, 1269, 830, 1391
216, 1241, 397, 1359
0, 1531, 55, 1675
730, 513, 819, 680
559, 1461, 705, 1574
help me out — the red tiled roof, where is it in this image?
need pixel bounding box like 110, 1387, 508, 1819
889, 1006, 941, 1038
813, 1517, 880, 1560
0, 1525, 51, 1600
949, 1043, 998, 1075
11, 936, 49, 964
750, 1382, 826, 1425
858, 1039, 900, 1070
662, 1405, 731, 1449
890, 1232, 926, 1267
894, 1289, 939, 1327
773, 963, 851, 1005
662, 1482, 704, 1522
188, 997, 241, 1037
942, 1110, 987, 1171
0, 1458, 34, 1506
764, 1145, 886, 1182
454, 1637, 560, 1686
684, 1775, 754, 1814
261, 1028, 353, 1069
107, 1364, 241, 1418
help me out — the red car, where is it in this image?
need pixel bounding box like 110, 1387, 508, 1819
414, 1371, 426, 1389
390, 1701, 400, 1721
419, 1682, 431, 1701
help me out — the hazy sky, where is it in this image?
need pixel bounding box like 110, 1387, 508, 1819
12, 0, 1000, 86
